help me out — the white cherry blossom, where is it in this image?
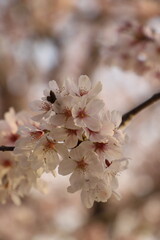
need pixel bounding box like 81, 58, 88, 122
59, 145, 103, 192
0, 108, 30, 146
84, 119, 114, 142
81, 176, 112, 208
51, 95, 75, 127
0, 75, 129, 207
30, 135, 68, 174
30, 99, 53, 121
58, 126, 84, 148
65, 75, 102, 100
72, 98, 104, 131
80, 136, 123, 161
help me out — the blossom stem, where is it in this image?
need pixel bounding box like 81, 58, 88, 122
0, 92, 159, 152
120, 92, 160, 127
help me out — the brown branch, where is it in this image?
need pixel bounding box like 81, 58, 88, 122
0, 146, 15, 151
120, 92, 160, 127
0, 92, 159, 152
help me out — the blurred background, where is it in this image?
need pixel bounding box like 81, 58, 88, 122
0, 0, 160, 239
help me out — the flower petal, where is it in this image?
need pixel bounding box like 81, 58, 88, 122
58, 158, 76, 175
86, 99, 105, 116
70, 145, 84, 160
78, 75, 91, 93
65, 135, 78, 148
84, 116, 101, 131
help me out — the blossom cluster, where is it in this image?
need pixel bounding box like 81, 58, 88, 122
0, 76, 128, 207
99, 18, 160, 80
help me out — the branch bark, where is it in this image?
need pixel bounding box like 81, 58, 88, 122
120, 92, 160, 127
0, 146, 15, 151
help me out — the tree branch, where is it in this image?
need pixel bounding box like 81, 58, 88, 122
120, 92, 160, 127
0, 146, 15, 151
0, 92, 159, 152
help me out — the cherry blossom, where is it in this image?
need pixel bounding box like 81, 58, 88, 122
0, 108, 30, 146
0, 75, 129, 207
81, 176, 112, 208
65, 75, 102, 100
59, 144, 103, 192
72, 98, 104, 131
30, 135, 68, 174
80, 136, 123, 161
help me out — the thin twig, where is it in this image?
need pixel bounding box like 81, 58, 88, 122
120, 92, 160, 127
0, 146, 15, 151
0, 92, 159, 152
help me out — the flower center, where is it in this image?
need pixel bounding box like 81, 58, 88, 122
93, 142, 107, 152
77, 109, 87, 119
42, 102, 51, 111
2, 159, 13, 168
9, 133, 19, 143
76, 159, 88, 170
79, 89, 88, 96
30, 130, 44, 139
64, 108, 72, 118
45, 139, 55, 150
66, 129, 77, 136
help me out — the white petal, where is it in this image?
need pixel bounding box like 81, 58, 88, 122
70, 145, 84, 161
84, 116, 101, 131
51, 114, 65, 126
58, 158, 76, 175
72, 98, 87, 118
74, 118, 86, 128
55, 143, 69, 159
31, 158, 43, 170
46, 151, 59, 171
79, 141, 92, 154
65, 77, 79, 95
88, 81, 102, 99
69, 170, 84, 190
65, 117, 76, 129
65, 135, 78, 148
50, 128, 67, 141
5, 108, 17, 133
30, 100, 44, 112
78, 75, 91, 92
31, 113, 46, 121
86, 153, 103, 177
86, 99, 105, 116
101, 121, 114, 136
111, 110, 122, 127
81, 188, 94, 208
49, 80, 59, 94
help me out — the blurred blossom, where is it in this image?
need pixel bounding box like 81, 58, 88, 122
75, 0, 102, 19
93, 66, 152, 111
144, 17, 160, 42
33, 40, 59, 73
53, 205, 84, 232
7, 69, 29, 96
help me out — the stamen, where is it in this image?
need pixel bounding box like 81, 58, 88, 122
76, 159, 88, 170
77, 109, 87, 119
93, 142, 107, 152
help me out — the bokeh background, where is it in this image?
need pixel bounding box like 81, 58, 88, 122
0, 0, 160, 239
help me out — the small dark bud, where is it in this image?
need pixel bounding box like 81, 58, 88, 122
47, 91, 57, 104
105, 159, 112, 168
